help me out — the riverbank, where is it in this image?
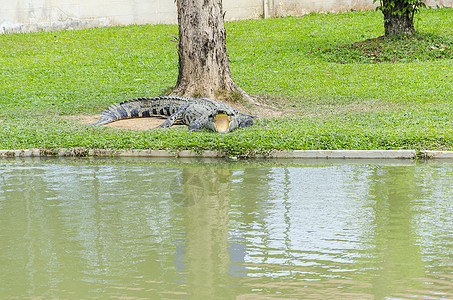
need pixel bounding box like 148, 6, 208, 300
1, 9, 452, 156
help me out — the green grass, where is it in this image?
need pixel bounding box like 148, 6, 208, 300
1, 8, 453, 156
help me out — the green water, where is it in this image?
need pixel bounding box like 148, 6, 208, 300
0, 158, 452, 299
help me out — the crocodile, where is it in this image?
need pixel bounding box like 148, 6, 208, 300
92, 96, 254, 133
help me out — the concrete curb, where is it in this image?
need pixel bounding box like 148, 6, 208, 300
266, 150, 417, 159
0, 149, 429, 159
0, 149, 227, 158
2, 149, 453, 159
419, 151, 453, 159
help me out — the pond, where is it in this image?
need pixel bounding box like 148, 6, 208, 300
1, 158, 452, 299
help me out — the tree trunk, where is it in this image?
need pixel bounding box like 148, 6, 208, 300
382, 0, 415, 36
171, 0, 255, 104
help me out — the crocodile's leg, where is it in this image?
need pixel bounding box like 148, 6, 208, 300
187, 116, 209, 132
156, 106, 188, 128
238, 113, 255, 128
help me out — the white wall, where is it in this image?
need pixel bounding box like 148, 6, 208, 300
273, 0, 376, 16
1, 0, 452, 34
0, 0, 178, 33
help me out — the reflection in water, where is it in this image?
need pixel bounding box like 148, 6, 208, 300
232, 166, 379, 298
367, 166, 425, 298
180, 167, 233, 298
0, 159, 452, 299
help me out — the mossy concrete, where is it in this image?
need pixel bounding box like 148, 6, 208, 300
3, 149, 453, 159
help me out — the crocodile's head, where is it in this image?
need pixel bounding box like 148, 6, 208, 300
206, 111, 255, 133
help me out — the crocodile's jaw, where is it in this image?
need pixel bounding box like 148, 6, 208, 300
214, 113, 230, 133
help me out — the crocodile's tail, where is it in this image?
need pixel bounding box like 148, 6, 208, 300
92, 97, 177, 125
92, 97, 153, 125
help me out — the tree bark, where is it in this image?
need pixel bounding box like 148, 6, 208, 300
382, 0, 415, 36
171, 0, 255, 104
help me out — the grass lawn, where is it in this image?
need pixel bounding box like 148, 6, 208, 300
0, 8, 452, 156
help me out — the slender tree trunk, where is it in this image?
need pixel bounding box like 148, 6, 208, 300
171, 0, 255, 104
382, 0, 415, 36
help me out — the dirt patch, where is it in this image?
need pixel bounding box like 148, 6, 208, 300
67, 115, 185, 130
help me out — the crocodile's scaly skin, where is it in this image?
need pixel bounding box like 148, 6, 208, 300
93, 96, 254, 133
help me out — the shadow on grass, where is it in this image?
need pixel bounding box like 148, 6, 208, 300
310, 32, 453, 63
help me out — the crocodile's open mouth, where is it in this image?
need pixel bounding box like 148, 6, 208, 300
214, 113, 230, 133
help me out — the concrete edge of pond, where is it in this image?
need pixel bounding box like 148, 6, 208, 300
420, 151, 453, 159
2, 149, 453, 159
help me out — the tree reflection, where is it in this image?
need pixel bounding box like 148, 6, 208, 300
365, 165, 426, 298
179, 166, 235, 298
